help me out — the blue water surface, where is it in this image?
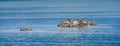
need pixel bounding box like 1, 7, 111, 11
0, 0, 120, 46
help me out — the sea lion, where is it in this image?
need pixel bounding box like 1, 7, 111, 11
58, 19, 72, 27
20, 28, 32, 31
58, 19, 97, 27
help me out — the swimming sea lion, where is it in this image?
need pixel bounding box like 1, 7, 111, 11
20, 28, 32, 31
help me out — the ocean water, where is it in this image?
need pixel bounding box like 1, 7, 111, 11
0, 0, 120, 46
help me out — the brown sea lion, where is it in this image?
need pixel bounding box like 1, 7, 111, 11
58, 19, 72, 27
58, 19, 97, 27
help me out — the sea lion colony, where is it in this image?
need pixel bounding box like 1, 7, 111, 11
58, 19, 97, 27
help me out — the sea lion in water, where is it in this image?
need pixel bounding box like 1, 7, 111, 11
58, 19, 97, 27
20, 28, 32, 31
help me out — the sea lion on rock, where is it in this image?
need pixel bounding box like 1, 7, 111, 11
58, 19, 97, 27
58, 19, 72, 27
77, 20, 97, 26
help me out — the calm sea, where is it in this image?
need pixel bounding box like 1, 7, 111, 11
0, 0, 120, 46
